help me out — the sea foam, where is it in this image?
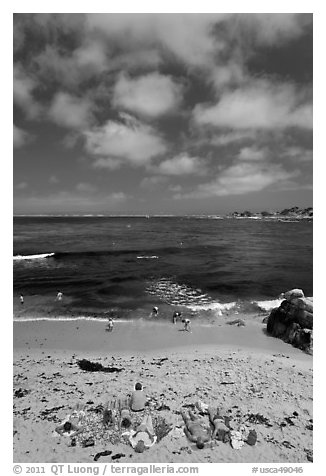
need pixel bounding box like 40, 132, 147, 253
13, 252, 55, 261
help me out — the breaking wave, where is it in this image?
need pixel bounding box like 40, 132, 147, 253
13, 252, 55, 261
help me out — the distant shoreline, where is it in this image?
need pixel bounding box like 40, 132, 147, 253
13, 215, 313, 220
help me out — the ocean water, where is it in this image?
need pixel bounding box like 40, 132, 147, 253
13, 216, 313, 320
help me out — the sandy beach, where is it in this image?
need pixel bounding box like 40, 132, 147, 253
13, 317, 313, 464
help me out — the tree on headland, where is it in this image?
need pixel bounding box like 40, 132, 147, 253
241, 210, 253, 217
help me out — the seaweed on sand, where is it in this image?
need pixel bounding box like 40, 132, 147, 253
77, 359, 123, 373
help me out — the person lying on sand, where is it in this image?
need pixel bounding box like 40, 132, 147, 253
130, 382, 147, 412
208, 407, 231, 443
55, 420, 83, 438
119, 400, 133, 430
181, 409, 211, 449
127, 413, 157, 453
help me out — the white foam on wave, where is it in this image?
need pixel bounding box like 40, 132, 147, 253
253, 296, 313, 312
13, 252, 55, 261
137, 256, 159, 259
252, 298, 283, 312
185, 301, 237, 313
14, 316, 133, 323
145, 277, 237, 315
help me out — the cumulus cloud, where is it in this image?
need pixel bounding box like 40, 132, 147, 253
156, 154, 205, 176
169, 184, 183, 193
73, 40, 108, 72
86, 13, 311, 73
48, 92, 94, 129
110, 49, 162, 72
13, 124, 31, 148
86, 13, 230, 67
210, 62, 246, 90
193, 80, 312, 130
15, 14, 312, 92
49, 175, 59, 184
13, 13, 312, 214
281, 146, 313, 162
15, 182, 28, 190
92, 158, 122, 170
177, 162, 300, 198
113, 73, 183, 117
75, 182, 97, 193
237, 146, 268, 161
14, 190, 128, 214
13, 65, 41, 118
234, 13, 312, 47
140, 176, 168, 190
33, 39, 109, 88
210, 131, 257, 146
84, 115, 167, 168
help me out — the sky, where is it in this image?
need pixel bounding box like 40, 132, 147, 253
13, 13, 313, 215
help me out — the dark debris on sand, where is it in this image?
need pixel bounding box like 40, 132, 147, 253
14, 388, 30, 398
77, 359, 124, 373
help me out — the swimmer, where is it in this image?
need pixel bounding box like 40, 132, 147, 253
20, 294, 24, 305
56, 291, 63, 301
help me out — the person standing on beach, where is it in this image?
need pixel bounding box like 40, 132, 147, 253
184, 318, 191, 332
152, 306, 159, 317
56, 291, 63, 301
107, 318, 114, 332
20, 294, 24, 305
173, 311, 181, 324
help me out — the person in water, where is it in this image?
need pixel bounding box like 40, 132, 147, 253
181, 409, 211, 449
56, 291, 63, 301
130, 382, 147, 412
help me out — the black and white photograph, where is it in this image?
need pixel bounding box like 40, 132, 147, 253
12, 8, 314, 469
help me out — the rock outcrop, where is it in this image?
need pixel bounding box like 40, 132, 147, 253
266, 289, 313, 354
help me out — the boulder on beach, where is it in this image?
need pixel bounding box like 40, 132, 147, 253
280, 289, 305, 301
266, 289, 313, 354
